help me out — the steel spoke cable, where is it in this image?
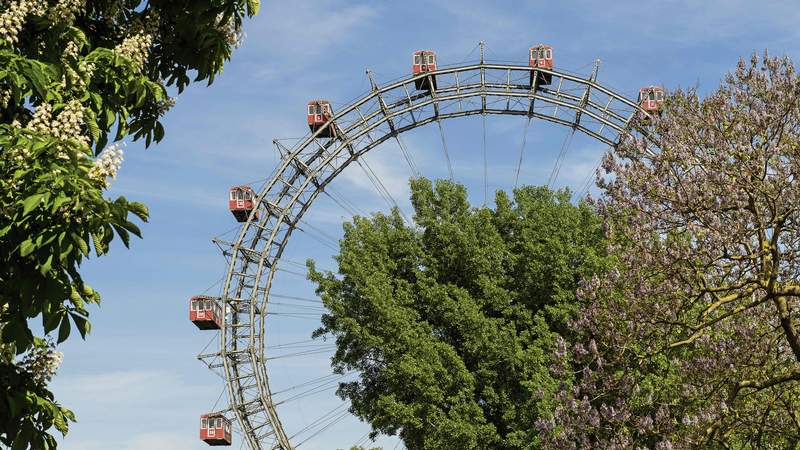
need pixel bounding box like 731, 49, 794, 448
513, 116, 533, 189
275, 375, 352, 405
267, 302, 326, 312
267, 345, 337, 361
273, 372, 355, 396
395, 134, 420, 177
266, 312, 324, 319
325, 186, 368, 217
321, 189, 359, 218
299, 218, 340, 245
356, 158, 412, 225
291, 402, 350, 439
267, 339, 324, 350
575, 161, 600, 202
575, 148, 609, 201
199, 274, 226, 295
295, 225, 339, 253
547, 127, 577, 188
294, 410, 352, 447
277, 257, 334, 275
291, 402, 352, 444
269, 293, 323, 304
436, 120, 455, 181
266, 312, 324, 320
456, 42, 482, 65
199, 330, 221, 354
274, 267, 314, 278
353, 431, 372, 447
482, 113, 488, 205
210, 385, 226, 413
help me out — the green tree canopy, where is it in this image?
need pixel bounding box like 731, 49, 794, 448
0, 1, 259, 447
309, 178, 610, 450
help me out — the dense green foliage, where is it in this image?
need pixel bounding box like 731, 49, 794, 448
0, 1, 259, 447
310, 179, 610, 449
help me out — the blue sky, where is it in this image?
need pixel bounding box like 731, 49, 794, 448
50, 1, 800, 449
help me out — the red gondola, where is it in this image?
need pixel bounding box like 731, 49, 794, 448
307, 100, 336, 138
412, 50, 437, 91
200, 413, 232, 446
529, 44, 554, 88
189, 296, 222, 330
638, 86, 665, 114
229, 185, 257, 222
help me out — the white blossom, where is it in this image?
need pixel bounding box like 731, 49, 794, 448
89, 143, 124, 186
114, 11, 159, 69
20, 341, 63, 386
216, 13, 244, 48
47, 0, 84, 24
0, 0, 45, 45
0, 88, 10, 109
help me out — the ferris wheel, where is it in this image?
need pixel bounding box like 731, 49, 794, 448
188, 42, 659, 449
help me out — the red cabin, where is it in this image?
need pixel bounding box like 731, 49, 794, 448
412, 50, 438, 91
307, 100, 336, 138
529, 44, 554, 88
229, 185, 257, 222
200, 413, 232, 446
189, 296, 222, 330
638, 86, 665, 114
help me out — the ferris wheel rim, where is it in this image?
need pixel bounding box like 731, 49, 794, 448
202, 59, 651, 450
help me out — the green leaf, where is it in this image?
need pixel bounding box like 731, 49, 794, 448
1, 319, 31, 351
54, 411, 69, 435
43, 310, 61, 334
22, 193, 45, 216
52, 194, 70, 211
112, 224, 130, 248
154, 121, 164, 142
57, 316, 71, 343
128, 201, 149, 222
121, 220, 142, 238
86, 110, 100, 142
105, 108, 116, 128
39, 254, 54, 275
72, 232, 89, 256
20, 238, 36, 257
70, 312, 91, 339
247, 0, 261, 15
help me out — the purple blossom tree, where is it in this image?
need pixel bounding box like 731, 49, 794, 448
538, 53, 800, 448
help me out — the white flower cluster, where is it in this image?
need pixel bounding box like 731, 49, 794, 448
20, 341, 64, 386
60, 40, 96, 91
216, 13, 244, 48
26, 100, 88, 146
157, 95, 176, 115
89, 143, 124, 186
0, 88, 10, 109
63, 40, 79, 59
47, 0, 84, 24
0, 0, 46, 45
114, 11, 159, 69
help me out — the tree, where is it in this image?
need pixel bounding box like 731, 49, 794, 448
0, 1, 260, 447
309, 179, 610, 450
537, 53, 800, 448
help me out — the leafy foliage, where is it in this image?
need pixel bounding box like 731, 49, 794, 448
536, 53, 800, 448
309, 179, 609, 450
0, 0, 260, 447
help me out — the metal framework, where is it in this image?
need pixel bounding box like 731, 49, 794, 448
198, 59, 648, 450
